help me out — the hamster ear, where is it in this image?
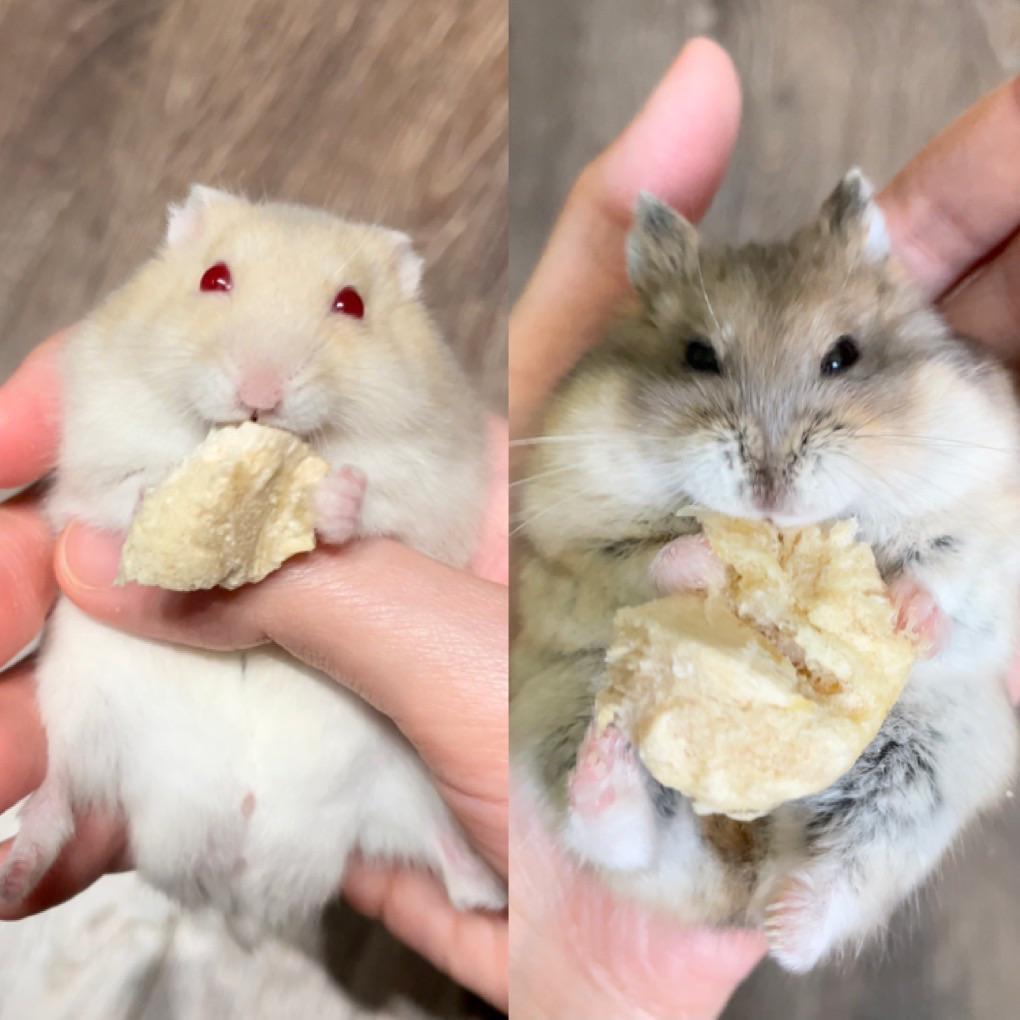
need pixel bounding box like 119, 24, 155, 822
382, 229, 425, 297
627, 192, 700, 296
165, 185, 239, 247
819, 168, 889, 261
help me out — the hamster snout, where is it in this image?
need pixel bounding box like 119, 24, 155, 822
695, 407, 857, 526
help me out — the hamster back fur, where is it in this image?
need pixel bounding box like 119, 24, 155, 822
511, 170, 1020, 971
2, 185, 504, 942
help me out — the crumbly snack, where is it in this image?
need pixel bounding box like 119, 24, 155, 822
597, 514, 916, 819
119, 423, 329, 591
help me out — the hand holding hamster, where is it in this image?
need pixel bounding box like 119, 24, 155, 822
0, 187, 508, 1002
509, 42, 1020, 1017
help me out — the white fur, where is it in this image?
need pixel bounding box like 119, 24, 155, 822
6, 192, 502, 941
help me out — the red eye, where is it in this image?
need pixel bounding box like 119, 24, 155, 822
200, 262, 232, 292
332, 286, 365, 318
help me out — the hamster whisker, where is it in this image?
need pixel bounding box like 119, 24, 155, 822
826, 453, 909, 512
695, 250, 723, 338
510, 487, 591, 537
510, 433, 675, 447
852, 433, 1013, 454
333, 230, 374, 281
839, 454, 1018, 541
510, 464, 583, 488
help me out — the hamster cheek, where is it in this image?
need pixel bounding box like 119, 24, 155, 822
314, 466, 368, 546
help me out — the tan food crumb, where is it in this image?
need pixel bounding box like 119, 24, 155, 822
119, 423, 329, 591
597, 514, 916, 820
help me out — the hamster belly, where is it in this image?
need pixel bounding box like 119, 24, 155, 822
36, 599, 441, 934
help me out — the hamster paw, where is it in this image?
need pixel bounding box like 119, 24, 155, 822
762, 870, 834, 973
564, 722, 658, 871
315, 466, 367, 546
0, 784, 74, 905
436, 834, 507, 912
761, 864, 863, 973
888, 575, 948, 658
650, 534, 726, 595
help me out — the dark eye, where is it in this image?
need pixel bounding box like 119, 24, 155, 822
332, 286, 365, 318
821, 335, 860, 376
684, 337, 721, 374
199, 262, 232, 292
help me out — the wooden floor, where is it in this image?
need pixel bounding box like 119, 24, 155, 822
510, 1, 1020, 1017
0, 0, 507, 410
0, 1, 505, 1018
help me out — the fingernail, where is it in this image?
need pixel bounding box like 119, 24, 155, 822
57, 522, 123, 591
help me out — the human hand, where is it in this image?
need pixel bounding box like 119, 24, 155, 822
0, 340, 509, 1008
508, 35, 1020, 1019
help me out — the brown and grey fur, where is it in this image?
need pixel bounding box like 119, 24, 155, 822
511, 170, 1020, 971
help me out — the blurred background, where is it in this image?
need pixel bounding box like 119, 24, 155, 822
511, 0, 1020, 1017
0, 1, 505, 1018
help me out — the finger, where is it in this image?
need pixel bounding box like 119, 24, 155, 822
879, 75, 1020, 300
0, 334, 65, 489
0, 808, 126, 921
938, 227, 1020, 361
0, 499, 57, 669
0, 665, 47, 811
343, 856, 508, 1010
56, 524, 508, 871
510, 38, 741, 438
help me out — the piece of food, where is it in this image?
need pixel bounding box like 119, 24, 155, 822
119, 423, 329, 591
597, 514, 916, 820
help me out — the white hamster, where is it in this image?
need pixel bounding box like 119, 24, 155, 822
511, 169, 1020, 972
2, 185, 505, 944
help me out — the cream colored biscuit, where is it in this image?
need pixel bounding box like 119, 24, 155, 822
119, 423, 329, 591
598, 514, 916, 819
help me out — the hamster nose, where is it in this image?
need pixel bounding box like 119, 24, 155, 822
750, 465, 779, 511
238, 370, 283, 413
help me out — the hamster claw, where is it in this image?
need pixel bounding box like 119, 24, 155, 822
314, 466, 367, 546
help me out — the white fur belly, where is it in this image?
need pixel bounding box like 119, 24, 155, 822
36, 600, 439, 932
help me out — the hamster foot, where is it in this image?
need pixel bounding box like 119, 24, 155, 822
650, 534, 726, 595
315, 466, 367, 545
564, 722, 658, 871
761, 864, 859, 973
434, 833, 507, 911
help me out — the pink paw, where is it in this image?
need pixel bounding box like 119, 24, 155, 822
564, 723, 657, 871
0, 845, 46, 905
650, 534, 726, 595
888, 576, 948, 658
315, 466, 367, 546
569, 724, 636, 815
